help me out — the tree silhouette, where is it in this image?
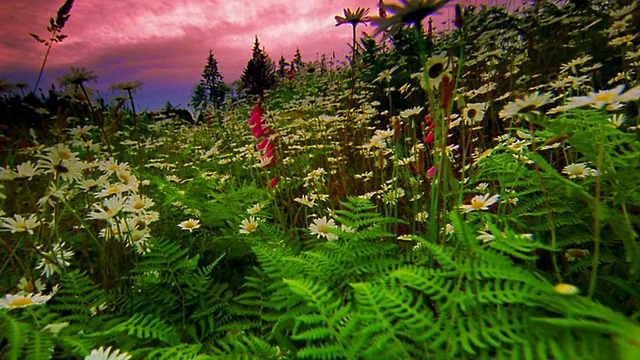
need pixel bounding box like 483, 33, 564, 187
240, 36, 276, 97
192, 50, 224, 110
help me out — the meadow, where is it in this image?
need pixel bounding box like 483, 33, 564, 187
1, 0, 640, 359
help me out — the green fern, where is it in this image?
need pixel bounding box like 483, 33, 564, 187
48, 270, 107, 328
0, 311, 29, 360
98, 313, 180, 347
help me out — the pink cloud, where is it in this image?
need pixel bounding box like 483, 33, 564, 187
1, 0, 511, 109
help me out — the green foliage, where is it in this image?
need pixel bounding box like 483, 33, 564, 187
128, 237, 228, 342
48, 270, 107, 328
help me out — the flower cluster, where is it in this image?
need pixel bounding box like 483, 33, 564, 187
248, 104, 279, 188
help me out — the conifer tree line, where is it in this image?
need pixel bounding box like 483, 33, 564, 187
192, 37, 309, 107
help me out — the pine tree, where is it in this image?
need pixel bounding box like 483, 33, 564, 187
192, 49, 224, 110
240, 36, 277, 96
277, 55, 288, 78
292, 47, 303, 72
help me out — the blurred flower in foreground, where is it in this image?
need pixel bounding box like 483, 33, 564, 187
84, 347, 132, 360
460, 194, 500, 213
499, 92, 553, 118
335, 7, 370, 27
371, 0, 450, 36
0, 292, 54, 310
554, 283, 579, 295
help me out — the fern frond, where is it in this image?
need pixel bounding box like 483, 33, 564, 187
283, 278, 352, 359
100, 313, 180, 347
141, 344, 212, 360
48, 270, 106, 327
0, 312, 29, 360
25, 330, 54, 360
351, 282, 432, 358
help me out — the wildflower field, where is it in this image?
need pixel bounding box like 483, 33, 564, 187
1, 0, 640, 359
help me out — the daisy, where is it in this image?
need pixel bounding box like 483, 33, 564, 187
16, 277, 45, 294
562, 163, 596, 179
38, 157, 86, 183
247, 203, 263, 215
561, 84, 640, 110
499, 92, 553, 118
36, 242, 74, 278
0, 292, 53, 310
295, 195, 316, 208
46, 143, 78, 162
239, 217, 260, 234
88, 196, 125, 220
399, 106, 424, 118
462, 102, 488, 124
304, 168, 326, 182
98, 158, 130, 175
84, 346, 132, 360
14, 161, 42, 180
0, 214, 41, 234
425, 52, 451, 89
178, 219, 201, 232
123, 194, 154, 213
116, 171, 139, 192
459, 193, 500, 213
309, 216, 338, 241
68, 125, 95, 138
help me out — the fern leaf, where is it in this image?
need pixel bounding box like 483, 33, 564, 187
25, 331, 54, 360
1, 312, 29, 360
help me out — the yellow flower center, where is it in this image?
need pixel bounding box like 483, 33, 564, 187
9, 297, 33, 307
132, 201, 145, 210
593, 93, 616, 103
471, 199, 486, 210
58, 151, 72, 160
245, 222, 258, 233
118, 174, 130, 184
318, 224, 331, 234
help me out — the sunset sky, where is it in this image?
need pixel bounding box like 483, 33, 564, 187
1, 0, 515, 110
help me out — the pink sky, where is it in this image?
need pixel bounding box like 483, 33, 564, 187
1, 0, 514, 110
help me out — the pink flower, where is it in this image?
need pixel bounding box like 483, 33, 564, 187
262, 147, 274, 160
251, 124, 270, 138
427, 166, 435, 179
268, 177, 279, 189
424, 131, 434, 144
256, 136, 271, 151
248, 105, 262, 126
